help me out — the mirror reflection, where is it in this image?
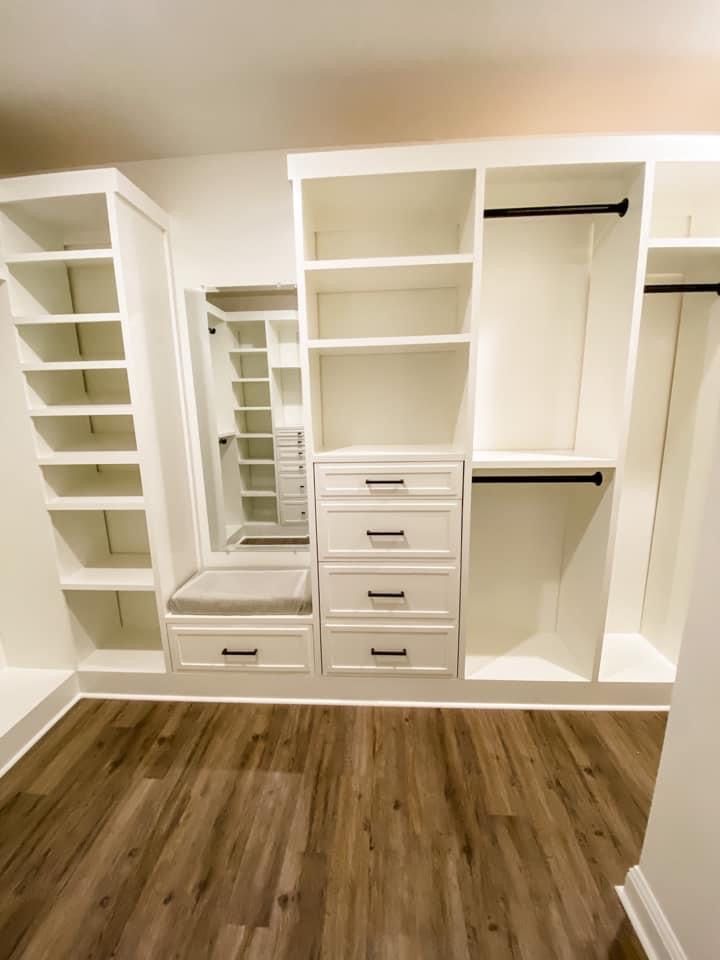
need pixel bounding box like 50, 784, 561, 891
185, 285, 308, 551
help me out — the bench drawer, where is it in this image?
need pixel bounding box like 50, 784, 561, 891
322, 623, 458, 676
168, 624, 312, 673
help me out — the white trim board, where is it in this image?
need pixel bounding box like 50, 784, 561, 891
618, 867, 687, 960
0, 676, 80, 779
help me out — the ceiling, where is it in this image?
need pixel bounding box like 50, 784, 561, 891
2, 0, 720, 175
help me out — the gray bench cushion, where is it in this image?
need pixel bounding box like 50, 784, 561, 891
169, 568, 312, 616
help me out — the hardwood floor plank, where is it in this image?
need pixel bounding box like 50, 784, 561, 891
0, 701, 666, 960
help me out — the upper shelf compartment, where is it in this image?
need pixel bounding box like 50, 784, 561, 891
0, 193, 111, 257
651, 162, 720, 240
301, 170, 477, 260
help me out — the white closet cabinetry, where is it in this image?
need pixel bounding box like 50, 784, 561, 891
0, 171, 197, 676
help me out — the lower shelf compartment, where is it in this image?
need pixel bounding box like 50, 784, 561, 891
65, 591, 165, 672
77, 648, 167, 674
464, 634, 590, 683
598, 633, 677, 683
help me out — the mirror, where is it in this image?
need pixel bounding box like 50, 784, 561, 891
184, 285, 308, 552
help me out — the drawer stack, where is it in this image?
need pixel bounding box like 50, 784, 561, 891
275, 427, 308, 524
315, 461, 464, 676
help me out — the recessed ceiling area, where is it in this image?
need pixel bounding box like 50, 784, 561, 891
1, 0, 720, 174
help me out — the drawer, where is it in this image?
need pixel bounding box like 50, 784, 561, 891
315, 461, 463, 499
320, 563, 459, 620
280, 500, 309, 524
275, 432, 305, 446
279, 474, 308, 498
316, 500, 461, 560
277, 445, 306, 462
322, 623, 458, 676
168, 624, 312, 673
278, 462, 306, 476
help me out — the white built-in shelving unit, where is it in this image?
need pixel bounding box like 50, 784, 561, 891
0, 170, 197, 689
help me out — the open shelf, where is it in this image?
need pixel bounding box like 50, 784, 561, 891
0, 193, 111, 255
60, 566, 155, 590
301, 169, 476, 259
308, 334, 471, 355
304, 255, 474, 294
598, 634, 676, 684
651, 162, 720, 239
16, 319, 124, 363
235, 405, 272, 412
465, 470, 614, 683
13, 312, 122, 326
65, 591, 164, 670
23, 368, 131, 408
21, 360, 126, 372
312, 443, 463, 462
5, 249, 113, 265
51, 509, 152, 588
240, 490, 278, 498
42, 465, 144, 509
32, 414, 137, 461
472, 451, 616, 470
6, 259, 119, 316
29, 402, 133, 417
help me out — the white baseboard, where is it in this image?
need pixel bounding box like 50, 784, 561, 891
618, 867, 687, 960
0, 676, 80, 779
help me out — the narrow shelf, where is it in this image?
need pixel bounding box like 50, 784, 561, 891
647, 237, 720, 250
60, 565, 155, 591
78, 648, 166, 674
47, 495, 145, 511
465, 638, 590, 683
240, 490, 277, 498
472, 450, 617, 470
5, 249, 113, 265
236, 432, 273, 439
232, 377, 270, 383
14, 313, 122, 326
235, 405, 272, 412
238, 458, 275, 465
21, 360, 126, 373
313, 443, 464, 462
270, 362, 301, 369
37, 449, 140, 466
308, 334, 471, 356
304, 255, 474, 294
229, 347, 268, 354
29, 403, 133, 418
599, 633, 677, 684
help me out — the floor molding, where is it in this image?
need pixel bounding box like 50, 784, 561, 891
0, 678, 80, 779
618, 867, 687, 960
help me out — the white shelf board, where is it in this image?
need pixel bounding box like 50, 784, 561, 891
14, 313, 122, 326
308, 333, 471, 355
0, 668, 75, 739
78, 648, 166, 674
28, 403, 133, 417
648, 237, 720, 250
235, 405, 271, 412
239, 490, 278, 498
5, 249, 113, 265
312, 443, 465, 462
599, 633, 677, 684
270, 362, 301, 369
37, 450, 140, 466
47, 495, 144, 511
232, 377, 270, 383
472, 450, 616, 470
304, 255, 474, 294
229, 348, 268, 354
238, 458, 275, 465
21, 360, 126, 372
465, 642, 589, 683
227, 310, 297, 323
60, 563, 155, 591
236, 432, 273, 439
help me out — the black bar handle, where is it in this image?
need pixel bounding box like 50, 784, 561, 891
371, 647, 408, 657
645, 282, 720, 296
368, 590, 406, 599
366, 529, 405, 537
484, 198, 628, 220
472, 472, 603, 486
221, 647, 258, 656
365, 478, 405, 485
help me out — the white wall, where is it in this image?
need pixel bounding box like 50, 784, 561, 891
120, 149, 296, 290
625, 415, 720, 958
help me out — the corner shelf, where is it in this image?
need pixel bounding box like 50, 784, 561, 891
598, 634, 676, 684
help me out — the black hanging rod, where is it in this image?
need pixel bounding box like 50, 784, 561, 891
484, 198, 628, 220
473, 471, 604, 486
644, 282, 720, 296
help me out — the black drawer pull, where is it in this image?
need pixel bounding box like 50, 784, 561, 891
371, 647, 408, 657
221, 647, 258, 656
366, 529, 405, 537
365, 478, 405, 485
368, 590, 405, 599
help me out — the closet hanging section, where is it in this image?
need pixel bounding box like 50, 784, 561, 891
472, 472, 604, 486
483, 198, 629, 219
644, 281, 720, 295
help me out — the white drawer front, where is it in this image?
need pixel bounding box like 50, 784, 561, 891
323, 623, 458, 676
168, 625, 312, 673
275, 433, 305, 447
315, 461, 463, 499
277, 445, 306, 462
278, 462, 306, 476
280, 501, 309, 524
320, 564, 459, 620
317, 500, 461, 560
279, 474, 308, 498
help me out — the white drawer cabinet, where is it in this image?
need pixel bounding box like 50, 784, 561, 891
320, 563, 460, 620
323, 623, 458, 676
168, 624, 312, 672
315, 461, 463, 499
316, 500, 461, 561
279, 474, 308, 498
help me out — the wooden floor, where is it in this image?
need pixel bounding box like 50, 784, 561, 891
0, 700, 666, 959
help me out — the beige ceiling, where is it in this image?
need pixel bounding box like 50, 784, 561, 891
2, 0, 720, 174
